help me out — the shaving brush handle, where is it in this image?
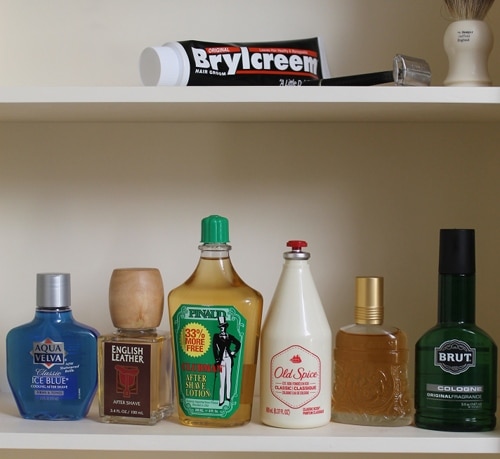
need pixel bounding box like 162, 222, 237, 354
444, 19, 493, 86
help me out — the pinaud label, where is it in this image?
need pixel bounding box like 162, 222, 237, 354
31, 338, 67, 369
434, 339, 476, 375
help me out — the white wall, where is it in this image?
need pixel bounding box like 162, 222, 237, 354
1, 120, 499, 395
4, 0, 500, 86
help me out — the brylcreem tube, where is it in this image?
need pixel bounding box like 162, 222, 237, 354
139, 37, 330, 86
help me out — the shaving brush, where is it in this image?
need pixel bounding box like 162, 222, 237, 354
443, 0, 495, 86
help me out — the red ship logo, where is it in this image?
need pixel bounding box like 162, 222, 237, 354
290, 354, 302, 363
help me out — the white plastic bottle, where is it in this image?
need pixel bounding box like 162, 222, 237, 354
260, 240, 332, 428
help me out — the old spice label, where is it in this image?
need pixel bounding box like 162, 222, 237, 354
270, 345, 321, 408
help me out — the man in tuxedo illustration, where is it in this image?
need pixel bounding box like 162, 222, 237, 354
213, 316, 241, 406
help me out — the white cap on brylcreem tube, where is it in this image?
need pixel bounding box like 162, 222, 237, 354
140, 42, 190, 86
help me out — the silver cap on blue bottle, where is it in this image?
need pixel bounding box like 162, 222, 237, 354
36, 273, 71, 308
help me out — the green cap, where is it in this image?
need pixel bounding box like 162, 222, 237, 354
201, 215, 230, 243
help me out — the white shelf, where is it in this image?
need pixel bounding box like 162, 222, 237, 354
1, 86, 500, 123
0, 393, 499, 454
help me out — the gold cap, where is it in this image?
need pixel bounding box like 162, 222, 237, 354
355, 276, 384, 325
109, 268, 164, 329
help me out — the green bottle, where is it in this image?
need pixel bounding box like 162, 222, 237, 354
415, 229, 497, 431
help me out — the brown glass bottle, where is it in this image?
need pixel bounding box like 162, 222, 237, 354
98, 268, 174, 425
332, 276, 412, 426
168, 215, 263, 427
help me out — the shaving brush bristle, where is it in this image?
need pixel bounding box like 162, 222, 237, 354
444, 0, 495, 20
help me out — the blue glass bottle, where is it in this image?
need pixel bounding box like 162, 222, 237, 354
6, 273, 98, 420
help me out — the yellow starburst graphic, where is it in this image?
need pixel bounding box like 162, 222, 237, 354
181, 322, 211, 357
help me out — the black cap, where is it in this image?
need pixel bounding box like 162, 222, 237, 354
439, 229, 475, 274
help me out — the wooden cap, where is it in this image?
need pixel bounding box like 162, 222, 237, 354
109, 268, 164, 329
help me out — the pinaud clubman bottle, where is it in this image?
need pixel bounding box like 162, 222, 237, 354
98, 268, 174, 425
6, 273, 98, 420
332, 276, 412, 426
168, 215, 263, 427
415, 229, 497, 431
260, 240, 332, 428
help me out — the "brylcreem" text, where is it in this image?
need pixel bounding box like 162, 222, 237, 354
191, 46, 319, 76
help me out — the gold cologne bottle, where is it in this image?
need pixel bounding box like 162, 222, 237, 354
98, 268, 174, 425
332, 276, 412, 426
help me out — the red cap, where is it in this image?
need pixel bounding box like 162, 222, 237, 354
286, 240, 308, 250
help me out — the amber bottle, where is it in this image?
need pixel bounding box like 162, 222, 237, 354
332, 276, 412, 426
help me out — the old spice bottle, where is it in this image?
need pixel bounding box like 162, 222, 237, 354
98, 268, 174, 425
168, 215, 263, 427
260, 240, 332, 428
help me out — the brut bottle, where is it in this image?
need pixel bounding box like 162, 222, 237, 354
415, 229, 497, 431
